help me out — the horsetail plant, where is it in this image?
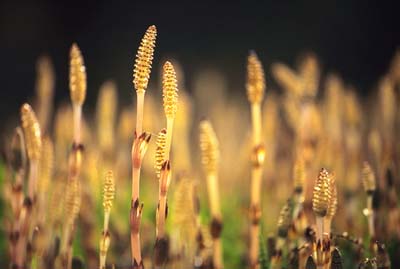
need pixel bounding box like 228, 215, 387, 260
58, 43, 87, 269
130, 25, 157, 269
15, 103, 42, 268
312, 168, 333, 269
99, 170, 115, 269
246, 50, 266, 269
199, 120, 223, 269
312, 168, 331, 243
154, 60, 179, 268
162, 61, 179, 160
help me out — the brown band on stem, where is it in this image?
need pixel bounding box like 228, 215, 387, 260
196, 230, 205, 250
294, 187, 303, 194
154, 236, 170, 266
194, 195, 200, 215
322, 237, 330, 252
68, 145, 83, 179
12, 184, 23, 193
132, 259, 144, 269
71, 143, 84, 151
249, 204, 261, 225
26, 241, 33, 265
130, 199, 143, 234
10, 230, 20, 243
132, 156, 141, 168
304, 226, 316, 242
67, 225, 76, 248
159, 160, 171, 196
251, 144, 266, 168
132, 132, 151, 168
210, 217, 223, 239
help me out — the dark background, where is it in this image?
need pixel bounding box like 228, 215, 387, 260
0, 0, 399, 131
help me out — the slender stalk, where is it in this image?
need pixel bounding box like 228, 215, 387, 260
135, 92, 145, 136
156, 161, 171, 238
72, 104, 82, 145
366, 195, 375, 238
249, 102, 264, 269
249, 150, 264, 266
246, 51, 266, 269
213, 238, 223, 269
99, 217, 110, 269
206, 173, 221, 218
131, 162, 142, 203
61, 149, 82, 269
130, 137, 144, 267
130, 133, 150, 268
293, 157, 305, 219
209, 173, 223, 269
28, 161, 39, 202
323, 218, 332, 238
316, 217, 324, 243
130, 199, 144, 269
165, 119, 174, 159
274, 199, 293, 269
154, 161, 171, 268
199, 120, 223, 269
251, 103, 262, 143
